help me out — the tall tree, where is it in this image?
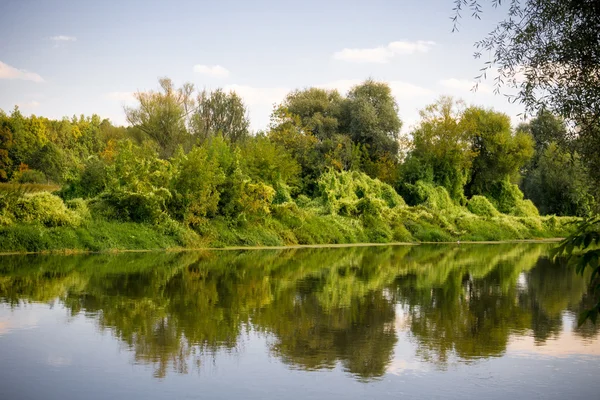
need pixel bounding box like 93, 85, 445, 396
0, 113, 14, 181
462, 107, 534, 197
405, 97, 474, 202
453, 0, 600, 322
454, 0, 600, 194
283, 87, 343, 141
191, 89, 250, 143
125, 78, 195, 158
341, 80, 402, 161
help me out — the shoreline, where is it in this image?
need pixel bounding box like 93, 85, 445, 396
0, 238, 564, 257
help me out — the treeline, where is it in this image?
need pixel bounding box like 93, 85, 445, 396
0, 78, 592, 250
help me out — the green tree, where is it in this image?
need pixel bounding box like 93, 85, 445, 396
0, 112, 14, 181
522, 144, 593, 216
125, 78, 195, 158
404, 97, 473, 202
455, 0, 600, 322
30, 142, 67, 183
170, 145, 225, 227
283, 87, 343, 141
461, 107, 534, 197
191, 88, 250, 143
341, 80, 402, 161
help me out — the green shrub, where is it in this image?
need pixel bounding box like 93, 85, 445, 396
11, 192, 81, 227
512, 199, 540, 217
12, 169, 47, 184
318, 169, 405, 216
467, 195, 500, 217
400, 180, 458, 212
65, 198, 91, 222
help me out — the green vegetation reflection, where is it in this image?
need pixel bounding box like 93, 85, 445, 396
0, 244, 597, 380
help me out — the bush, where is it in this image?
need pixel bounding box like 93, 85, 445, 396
467, 195, 500, 217
12, 169, 47, 184
65, 198, 92, 222
401, 180, 458, 212
318, 169, 405, 215
512, 199, 540, 217
91, 189, 171, 223
11, 192, 81, 227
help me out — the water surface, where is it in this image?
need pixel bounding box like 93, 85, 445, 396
0, 244, 599, 399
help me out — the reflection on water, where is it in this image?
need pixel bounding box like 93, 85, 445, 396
0, 244, 598, 385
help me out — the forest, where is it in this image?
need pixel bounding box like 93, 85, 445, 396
0, 77, 596, 252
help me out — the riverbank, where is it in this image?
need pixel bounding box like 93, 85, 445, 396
0, 212, 573, 255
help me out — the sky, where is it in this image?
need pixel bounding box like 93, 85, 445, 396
0, 0, 525, 133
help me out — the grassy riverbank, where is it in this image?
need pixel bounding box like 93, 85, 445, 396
0, 202, 575, 254
1, 169, 577, 254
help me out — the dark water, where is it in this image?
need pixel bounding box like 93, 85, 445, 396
0, 244, 599, 400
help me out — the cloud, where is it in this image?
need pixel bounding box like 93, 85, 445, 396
333, 40, 435, 63
16, 101, 40, 108
106, 92, 137, 104
50, 35, 77, 42
0, 61, 44, 82
223, 84, 289, 107
193, 65, 230, 78
439, 78, 492, 94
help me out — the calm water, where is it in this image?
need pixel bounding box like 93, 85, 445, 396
0, 244, 599, 400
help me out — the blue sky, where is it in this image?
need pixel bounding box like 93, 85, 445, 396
0, 0, 523, 132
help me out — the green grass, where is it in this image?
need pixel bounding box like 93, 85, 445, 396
0, 220, 193, 253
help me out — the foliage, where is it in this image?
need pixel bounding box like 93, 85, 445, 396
192, 88, 250, 143
10, 192, 83, 227
125, 78, 195, 158
282, 87, 343, 140
0, 118, 14, 181
484, 179, 539, 217
553, 216, 600, 324
462, 106, 534, 197
467, 195, 499, 217
170, 145, 225, 227
239, 135, 300, 189
523, 144, 594, 217
11, 168, 46, 184
98, 141, 172, 223
406, 97, 473, 202
341, 79, 402, 161
520, 111, 596, 216
318, 169, 405, 216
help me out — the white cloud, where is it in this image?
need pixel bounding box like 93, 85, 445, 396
439, 78, 492, 94
50, 35, 77, 42
388, 81, 435, 98
193, 64, 230, 78
106, 91, 136, 102
16, 101, 40, 108
333, 40, 435, 63
0, 61, 44, 82
224, 84, 289, 107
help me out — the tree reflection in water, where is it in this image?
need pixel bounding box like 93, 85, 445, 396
0, 244, 597, 380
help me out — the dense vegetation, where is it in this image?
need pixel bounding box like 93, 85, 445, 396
1, 77, 592, 252
454, 0, 600, 329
